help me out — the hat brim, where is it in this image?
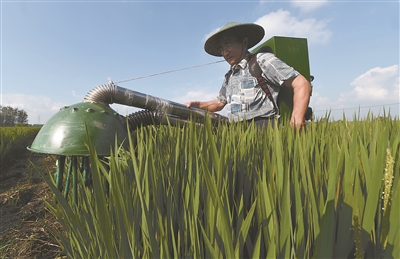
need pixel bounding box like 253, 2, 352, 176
204, 23, 265, 57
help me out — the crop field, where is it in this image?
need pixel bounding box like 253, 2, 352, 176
34, 115, 399, 258
0, 126, 41, 173
0, 125, 64, 259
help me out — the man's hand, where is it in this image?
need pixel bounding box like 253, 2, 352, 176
185, 99, 225, 112
290, 116, 306, 129
185, 101, 200, 109
284, 74, 312, 129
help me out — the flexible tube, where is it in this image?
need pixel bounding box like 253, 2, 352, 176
83, 83, 227, 124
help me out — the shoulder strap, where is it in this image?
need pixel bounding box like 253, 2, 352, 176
248, 47, 314, 121
247, 53, 279, 115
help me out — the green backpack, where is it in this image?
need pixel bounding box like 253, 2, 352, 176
247, 46, 313, 120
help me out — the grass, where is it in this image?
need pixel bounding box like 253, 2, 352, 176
33, 114, 400, 258
0, 126, 41, 174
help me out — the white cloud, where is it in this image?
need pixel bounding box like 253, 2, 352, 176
172, 89, 228, 117
255, 9, 332, 45
72, 90, 84, 100
202, 27, 221, 43
310, 65, 400, 119
291, 0, 329, 12
202, 10, 331, 46
347, 65, 399, 101
309, 91, 330, 106
172, 90, 219, 104
1, 93, 67, 124
110, 103, 142, 117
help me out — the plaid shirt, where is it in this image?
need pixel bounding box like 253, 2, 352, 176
217, 52, 299, 122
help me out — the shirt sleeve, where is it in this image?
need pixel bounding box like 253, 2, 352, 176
257, 53, 299, 86
216, 79, 228, 104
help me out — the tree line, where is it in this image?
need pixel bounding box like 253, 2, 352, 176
0, 105, 29, 126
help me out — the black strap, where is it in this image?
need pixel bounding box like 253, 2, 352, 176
226, 50, 313, 121
224, 53, 280, 115
247, 55, 279, 114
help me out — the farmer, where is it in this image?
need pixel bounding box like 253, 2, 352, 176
185, 22, 311, 129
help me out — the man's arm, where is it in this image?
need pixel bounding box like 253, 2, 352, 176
283, 74, 312, 129
185, 99, 225, 112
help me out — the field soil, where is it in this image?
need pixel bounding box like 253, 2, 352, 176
0, 150, 63, 258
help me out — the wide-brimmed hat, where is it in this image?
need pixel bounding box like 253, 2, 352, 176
204, 22, 265, 57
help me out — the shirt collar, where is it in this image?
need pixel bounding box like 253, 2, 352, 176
231, 52, 251, 71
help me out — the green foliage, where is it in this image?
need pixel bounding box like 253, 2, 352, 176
0, 126, 41, 173
37, 115, 400, 258
0, 105, 29, 126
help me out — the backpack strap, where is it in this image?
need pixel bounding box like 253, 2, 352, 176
225, 46, 313, 121
247, 54, 280, 115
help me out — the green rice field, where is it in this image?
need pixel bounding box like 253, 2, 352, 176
35, 115, 399, 258
0, 126, 41, 172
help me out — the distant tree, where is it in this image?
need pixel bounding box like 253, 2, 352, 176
0, 106, 15, 126
17, 109, 29, 125
0, 105, 29, 126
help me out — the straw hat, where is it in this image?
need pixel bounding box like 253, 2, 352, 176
204, 22, 265, 57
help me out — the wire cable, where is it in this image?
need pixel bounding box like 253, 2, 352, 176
111, 59, 398, 114
313, 102, 399, 112
114, 60, 224, 84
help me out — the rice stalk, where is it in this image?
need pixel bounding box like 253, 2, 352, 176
381, 148, 394, 250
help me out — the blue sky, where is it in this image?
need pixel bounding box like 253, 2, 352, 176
1, 0, 399, 124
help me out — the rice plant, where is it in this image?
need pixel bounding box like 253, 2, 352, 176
37, 114, 400, 258
0, 126, 41, 172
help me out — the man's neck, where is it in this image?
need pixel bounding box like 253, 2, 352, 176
231, 51, 251, 70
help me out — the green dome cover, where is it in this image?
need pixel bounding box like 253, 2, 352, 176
28, 102, 128, 156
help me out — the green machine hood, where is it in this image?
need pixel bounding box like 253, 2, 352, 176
27, 82, 227, 157
28, 102, 128, 156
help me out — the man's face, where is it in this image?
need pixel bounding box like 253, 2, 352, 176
217, 34, 246, 66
